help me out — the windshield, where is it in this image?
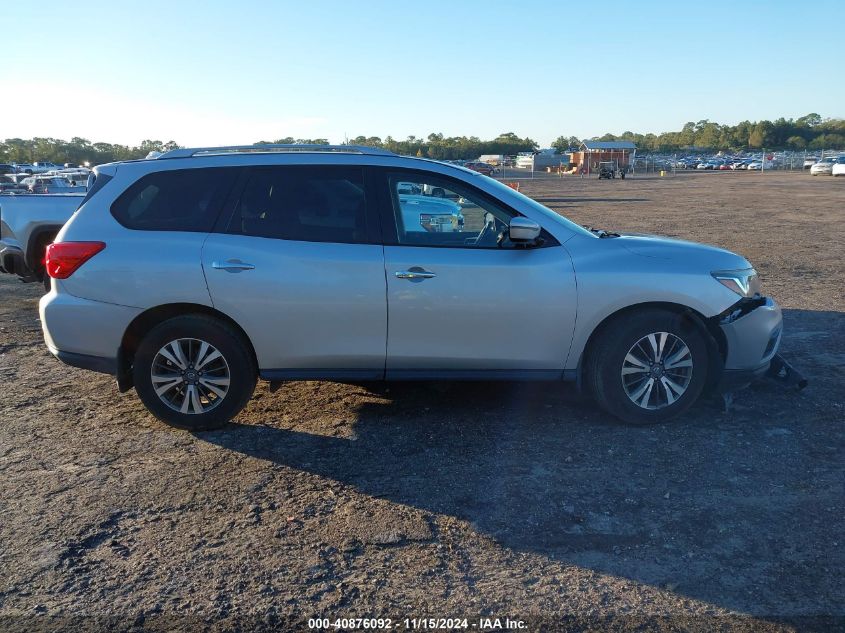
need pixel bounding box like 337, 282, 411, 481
484, 177, 596, 238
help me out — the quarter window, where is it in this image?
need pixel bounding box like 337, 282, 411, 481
111, 168, 237, 232
230, 167, 368, 243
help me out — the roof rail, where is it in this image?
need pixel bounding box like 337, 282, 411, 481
156, 144, 395, 159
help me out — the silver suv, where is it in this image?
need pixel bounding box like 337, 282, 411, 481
40, 145, 783, 429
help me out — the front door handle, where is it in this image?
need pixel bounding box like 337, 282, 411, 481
212, 259, 255, 272
395, 267, 436, 280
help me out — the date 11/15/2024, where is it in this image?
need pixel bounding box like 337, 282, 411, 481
308, 617, 528, 630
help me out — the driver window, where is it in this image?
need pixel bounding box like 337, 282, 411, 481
388, 174, 515, 248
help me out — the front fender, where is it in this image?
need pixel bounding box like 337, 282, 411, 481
564, 236, 742, 371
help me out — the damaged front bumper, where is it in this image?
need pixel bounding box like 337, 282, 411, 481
716, 296, 784, 391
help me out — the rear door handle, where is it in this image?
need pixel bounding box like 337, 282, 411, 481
212, 259, 255, 272
395, 267, 436, 280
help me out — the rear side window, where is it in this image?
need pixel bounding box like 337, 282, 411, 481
111, 168, 237, 231
228, 166, 368, 244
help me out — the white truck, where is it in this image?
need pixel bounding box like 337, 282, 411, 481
0, 193, 85, 286
30, 161, 64, 174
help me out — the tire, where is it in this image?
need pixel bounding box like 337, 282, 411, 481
585, 309, 710, 425
133, 314, 257, 430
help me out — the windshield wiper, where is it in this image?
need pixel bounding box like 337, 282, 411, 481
583, 225, 620, 238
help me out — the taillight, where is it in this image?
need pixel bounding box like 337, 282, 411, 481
44, 242, 106, 278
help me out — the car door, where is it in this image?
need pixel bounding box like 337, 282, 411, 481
202, 165, 387, 379
378, 169, 577, 379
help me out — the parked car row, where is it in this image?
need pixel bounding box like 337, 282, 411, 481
665, 151, 839, 172
1, 167, 91, 193
0, 161, 69, 175
800, 154, 845, 170
682, 158, 775, 171
809, 156, 845, 176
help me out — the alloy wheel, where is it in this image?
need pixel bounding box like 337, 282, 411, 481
150, 338, 231, 414
621, 331, 693, 410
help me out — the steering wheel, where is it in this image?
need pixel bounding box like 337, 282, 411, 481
496, 229, 510, 248
472, 213, 501, 247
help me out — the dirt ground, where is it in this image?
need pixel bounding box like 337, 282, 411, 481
0, 171, 843, 632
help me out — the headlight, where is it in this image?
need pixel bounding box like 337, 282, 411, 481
711, 269, 761, 297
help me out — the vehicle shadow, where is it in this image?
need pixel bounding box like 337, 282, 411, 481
199, 308, 844, 617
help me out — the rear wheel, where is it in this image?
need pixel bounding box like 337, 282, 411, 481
133, 315, 256, 430
585, 309, 709, 425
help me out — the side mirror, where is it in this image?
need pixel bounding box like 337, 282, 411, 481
508, 217, 541, 243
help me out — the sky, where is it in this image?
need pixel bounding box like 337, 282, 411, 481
2, 0, 842, 148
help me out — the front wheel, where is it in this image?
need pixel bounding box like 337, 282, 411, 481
133, 314, 256, 430
585, 309, 710, 424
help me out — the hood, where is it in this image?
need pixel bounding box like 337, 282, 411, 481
617, 234, 751, 270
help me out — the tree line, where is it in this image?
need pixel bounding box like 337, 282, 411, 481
0, 138, 181, 166
554, 113, 844, 153
2, 114, 842, 165
253, 132, 541, 160
0, 133, 539, 165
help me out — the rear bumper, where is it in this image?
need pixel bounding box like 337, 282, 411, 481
48, 347, 117, 375
40, 288, 141, 373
